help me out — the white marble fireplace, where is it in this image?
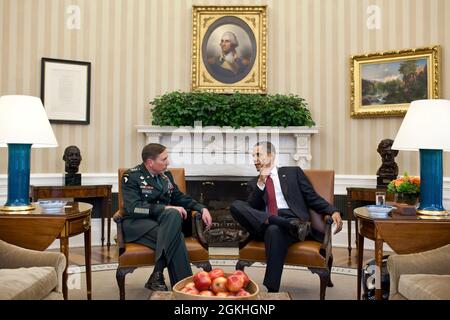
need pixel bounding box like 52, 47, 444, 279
136, 125, 318, 178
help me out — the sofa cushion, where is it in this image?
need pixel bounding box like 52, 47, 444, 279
0, 267, 57, 300
398, 274, 450, 300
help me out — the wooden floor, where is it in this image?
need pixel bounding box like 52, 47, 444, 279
63, 245, 375, 269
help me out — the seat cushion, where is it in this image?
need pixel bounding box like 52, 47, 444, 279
0, 267, 57, 300
119, 237, 209, 267
119, 243, 156, 267
398, 274, 450, 300
185, 237, 209, 262
239, 240, 327, 267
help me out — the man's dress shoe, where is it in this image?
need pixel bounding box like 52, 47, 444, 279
144, 271, 168, 291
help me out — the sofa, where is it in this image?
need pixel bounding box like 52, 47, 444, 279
387, 244, 450, 300
0, 239, 66, 300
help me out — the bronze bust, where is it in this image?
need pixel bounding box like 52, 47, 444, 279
376, 139, 399, 188
63, 145, 82, 185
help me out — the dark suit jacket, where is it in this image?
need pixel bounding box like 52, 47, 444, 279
247, 166, 339, 240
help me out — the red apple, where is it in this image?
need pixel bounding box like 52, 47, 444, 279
236, 288, 251, 296
194, 274, 212, 291
209, 268, 225, 280
215, 292, 230, 297
211, 276, 228, 293
184, 281, 196, 290
199, 290, 214, 296
232, 270, 250, 287
193, 271, 210, 282
226, 274, 244, 292
185, 288, 199, 295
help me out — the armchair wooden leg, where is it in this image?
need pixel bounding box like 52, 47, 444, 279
193, 261, 212, 272
309, 268, 330, 300
116, 267, 137, 300
236, 260, 254, 271
327, 255, 334, 287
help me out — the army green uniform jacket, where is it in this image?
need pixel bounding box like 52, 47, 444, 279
121, 163, 206, 244
121, 164, 206, 284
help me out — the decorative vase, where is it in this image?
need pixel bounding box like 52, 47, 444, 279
394, 193, 419, 206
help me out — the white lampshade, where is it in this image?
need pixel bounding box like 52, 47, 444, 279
392, 99, 450, 151
0, 95, 58, 148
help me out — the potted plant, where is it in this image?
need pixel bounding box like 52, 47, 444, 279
150, 91, 315, 128
387, 172, 420, 205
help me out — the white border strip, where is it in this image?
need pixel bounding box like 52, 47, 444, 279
68, 262, 357, 276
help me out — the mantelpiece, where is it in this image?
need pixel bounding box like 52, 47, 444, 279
136, 125, 319, 177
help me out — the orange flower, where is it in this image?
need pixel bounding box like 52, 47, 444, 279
411, 176, 420, 185
387, 172, 420, 195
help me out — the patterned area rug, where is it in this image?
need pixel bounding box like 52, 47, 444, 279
68, 261, 357, 300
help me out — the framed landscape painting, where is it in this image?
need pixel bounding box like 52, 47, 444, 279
191, 5, 267, 93
350, 45, 440, 118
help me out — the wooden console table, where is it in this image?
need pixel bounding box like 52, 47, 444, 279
354, 206, 450, 300
346, 187, 394, 257
0, 202, 93, 300
31, 184, 112, 249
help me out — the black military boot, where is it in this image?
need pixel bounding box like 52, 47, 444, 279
144, 271, 168, 291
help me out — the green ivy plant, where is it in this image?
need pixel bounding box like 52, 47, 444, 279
150, 91, 315, 129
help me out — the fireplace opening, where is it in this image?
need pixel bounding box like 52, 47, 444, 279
186, 177, 252, 247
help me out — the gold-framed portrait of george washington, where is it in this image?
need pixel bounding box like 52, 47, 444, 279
191, 6, 267, 93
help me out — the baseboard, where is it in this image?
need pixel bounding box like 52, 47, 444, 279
2, 172, 449, 252
2, 172, 450, 199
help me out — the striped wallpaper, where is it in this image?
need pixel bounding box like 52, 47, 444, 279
1, 0, 449, 176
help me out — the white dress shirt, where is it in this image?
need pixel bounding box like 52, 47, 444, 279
258, 166, 289, 210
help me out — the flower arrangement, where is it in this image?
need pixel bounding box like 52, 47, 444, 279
387, 172, 420, 194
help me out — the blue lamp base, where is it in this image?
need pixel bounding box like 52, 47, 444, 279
0, 143, 35, 212
417, 149, 448, 216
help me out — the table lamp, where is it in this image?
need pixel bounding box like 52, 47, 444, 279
392, 99, 450, 216
0, 95, 58, 211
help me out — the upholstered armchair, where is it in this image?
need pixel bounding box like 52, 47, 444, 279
387, 244, 450, 300
0, 239, 66, 300
236, 170, 335, 300
114, 167, 211, 300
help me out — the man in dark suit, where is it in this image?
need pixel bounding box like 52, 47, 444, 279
230, 141, 343, 292
121, 143, 213, 291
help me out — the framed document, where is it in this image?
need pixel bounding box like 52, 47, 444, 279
41, 58, 91, 124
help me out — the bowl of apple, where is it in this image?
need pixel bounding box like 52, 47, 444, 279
172, 268, 259, 300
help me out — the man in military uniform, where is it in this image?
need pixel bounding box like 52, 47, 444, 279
121, 143, 213, 291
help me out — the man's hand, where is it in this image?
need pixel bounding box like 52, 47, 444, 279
165, 206, 187, 219
331, 211, 343, 235
201, 208, 213, 231
257, 159, 273, 187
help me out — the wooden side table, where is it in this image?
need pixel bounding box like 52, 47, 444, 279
354, 206, 450, 300
346, 187, 394, 257
30, 184, 112, 249
0, 202, 93, 300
